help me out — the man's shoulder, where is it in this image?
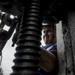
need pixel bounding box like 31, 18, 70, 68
51, 44, 57, 50
45, 43, 57, 56
42, 43, 56, 49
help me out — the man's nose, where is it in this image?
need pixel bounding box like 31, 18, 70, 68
44, 31, 48, 36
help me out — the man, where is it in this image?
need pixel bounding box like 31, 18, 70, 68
38, 21, 58, 75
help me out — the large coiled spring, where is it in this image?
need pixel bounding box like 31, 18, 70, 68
10, 0, 42, 75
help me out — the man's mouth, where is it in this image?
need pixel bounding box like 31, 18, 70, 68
45, 36, 49, 38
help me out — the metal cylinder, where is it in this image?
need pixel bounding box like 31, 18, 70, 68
10, 0, 42, 75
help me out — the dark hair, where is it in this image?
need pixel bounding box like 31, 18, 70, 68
42, 15, 56, 32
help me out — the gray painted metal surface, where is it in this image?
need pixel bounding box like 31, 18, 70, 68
67, 12, 75, 75
56, 14, 74, 75
62, 21, 74, 75
56, 21, 66, 75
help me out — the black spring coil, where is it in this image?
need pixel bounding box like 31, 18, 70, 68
10, 0, 42, 75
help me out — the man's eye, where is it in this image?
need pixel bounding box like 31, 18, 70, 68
48, 30, 52, 32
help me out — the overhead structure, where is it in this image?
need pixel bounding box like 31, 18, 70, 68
0, 0, 75, 75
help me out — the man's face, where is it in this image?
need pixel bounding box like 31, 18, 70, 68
42, 25, 54, 44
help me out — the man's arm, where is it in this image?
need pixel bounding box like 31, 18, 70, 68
39, 48, 56, 72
